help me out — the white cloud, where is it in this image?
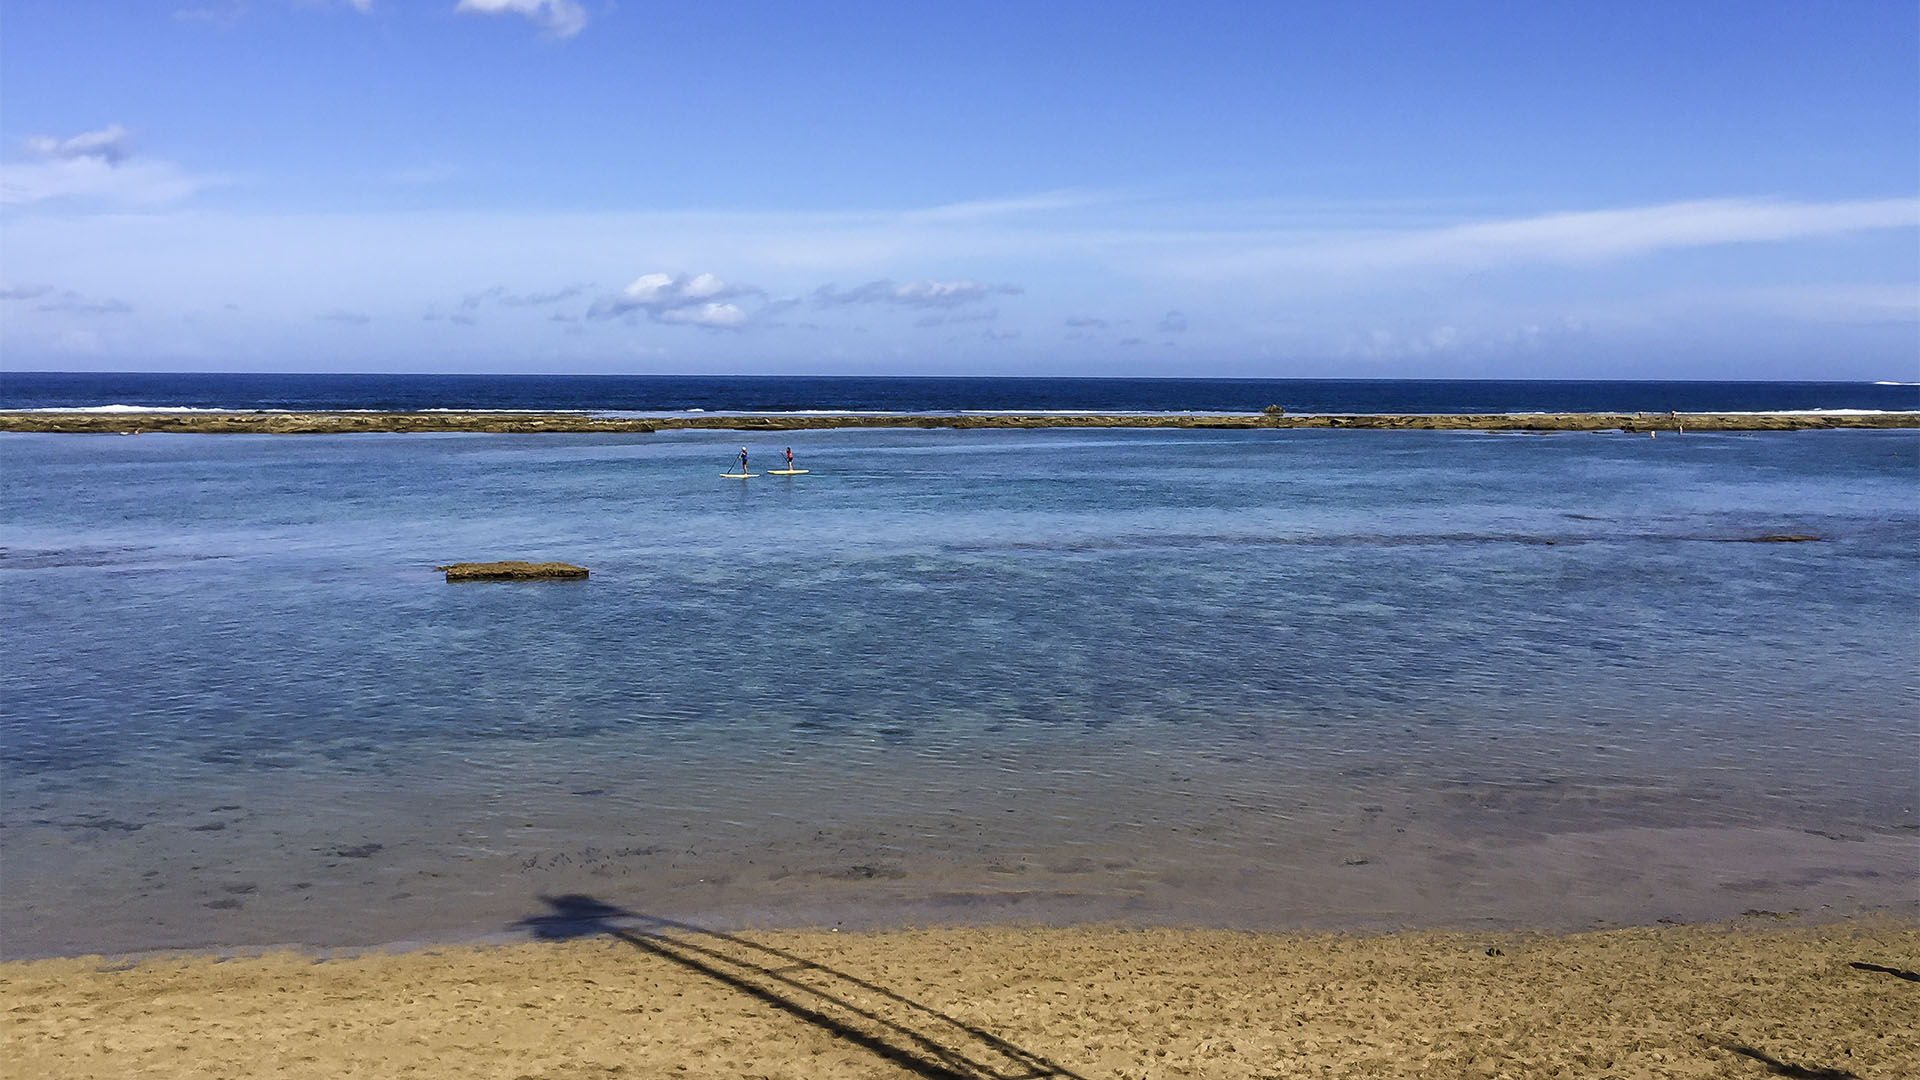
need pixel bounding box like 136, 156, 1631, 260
813, 278, 1023, 308
1, 125, 227, 206
587, 272, 760, 328
657, 302, 748, 328
454, 0, 586, 37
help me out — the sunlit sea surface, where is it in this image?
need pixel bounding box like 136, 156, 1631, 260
3, 424, 1916, 957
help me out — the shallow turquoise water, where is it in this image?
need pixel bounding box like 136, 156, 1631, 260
2, 428, 1916, 955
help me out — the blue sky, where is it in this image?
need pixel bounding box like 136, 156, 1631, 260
1, 1, 1915, 379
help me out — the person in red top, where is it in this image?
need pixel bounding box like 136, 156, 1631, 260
784, 446, 794, 470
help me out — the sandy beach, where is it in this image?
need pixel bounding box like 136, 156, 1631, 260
4, 913, 1914, 1079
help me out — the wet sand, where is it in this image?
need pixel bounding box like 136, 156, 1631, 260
5, 914, 1914, 1078
3, 409, 1917, 434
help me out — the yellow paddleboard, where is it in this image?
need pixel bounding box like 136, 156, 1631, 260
721, 472, 757, 479
766, 468, 810, 475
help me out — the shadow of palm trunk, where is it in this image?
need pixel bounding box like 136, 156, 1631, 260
513, 894, 1087, 1080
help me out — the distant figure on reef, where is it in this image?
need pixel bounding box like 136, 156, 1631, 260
785, 446, 794, 470
738, 447, 748, 474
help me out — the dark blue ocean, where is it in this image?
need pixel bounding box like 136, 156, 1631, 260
2, 376, 1916, 958
3, 371, 1917, 415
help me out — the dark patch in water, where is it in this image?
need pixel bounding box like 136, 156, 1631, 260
71, 817, 144, 832
822, 864, 906, 880
324, 842, 384, 859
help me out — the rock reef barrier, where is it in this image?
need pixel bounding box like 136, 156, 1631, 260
438, 561, 588, 582
3, 410, 1916, 435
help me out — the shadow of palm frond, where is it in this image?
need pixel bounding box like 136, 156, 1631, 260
1702, 1037, 1860, 1080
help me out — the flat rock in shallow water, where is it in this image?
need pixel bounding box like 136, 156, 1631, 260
437, 561, 588, 582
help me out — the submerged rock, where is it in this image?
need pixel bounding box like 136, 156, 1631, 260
438, 561, 589, 581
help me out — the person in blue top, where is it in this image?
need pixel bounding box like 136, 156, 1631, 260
738, 447, 748, 474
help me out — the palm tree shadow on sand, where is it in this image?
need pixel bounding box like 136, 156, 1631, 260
511, 894, 1088, 1080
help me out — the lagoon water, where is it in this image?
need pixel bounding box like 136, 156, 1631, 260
2, 422, 1917, 957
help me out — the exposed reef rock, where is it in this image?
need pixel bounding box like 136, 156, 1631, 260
3, 410, 1916, 435
438, 561, 589, 582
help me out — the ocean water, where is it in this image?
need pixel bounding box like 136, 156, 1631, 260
2, 422, 1917, 957
3, 370, 1917, 415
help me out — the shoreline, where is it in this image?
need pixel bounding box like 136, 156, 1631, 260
4, 408, 1920, 434
6, 916, 1914, 1078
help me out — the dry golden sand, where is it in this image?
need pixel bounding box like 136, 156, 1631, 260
5, 921, 1916, 1079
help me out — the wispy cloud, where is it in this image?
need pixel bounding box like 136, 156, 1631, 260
455, 0, 586, 38
388, 162, 460, 185
1611, 284, 1920, 326
3, 283, 131, 314
0, 124, 229, 206
812, 279, 1023, 309
1374, 197, 1920, 265
24, 125, 134, 165
35, 291, 134, 315
1167, 196, 1920, 279
1719, 283, 1919, 324
587, 272, 759, 328
317, 309, 371, 325
172, 2, 248, 29
913, 309, 999, 328
457, 283, 589, 311
174, 1, 369, 29
427, 282, 590, 323
904, 189, 1122, 223
1336, 318, 1590, 361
